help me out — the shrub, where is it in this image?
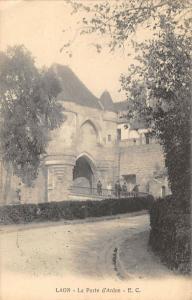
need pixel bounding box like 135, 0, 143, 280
0, 195, 154, 225
149, 196, 191, 274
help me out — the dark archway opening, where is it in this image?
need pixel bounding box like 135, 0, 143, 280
72, 156, 94, 194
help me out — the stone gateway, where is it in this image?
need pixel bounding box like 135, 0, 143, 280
0, 64, 170, 204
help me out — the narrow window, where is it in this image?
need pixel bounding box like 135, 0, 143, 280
161, 186, 166, 198
145, 133, 150, 144
117, 129, 121, 141
108, 134, 111, 142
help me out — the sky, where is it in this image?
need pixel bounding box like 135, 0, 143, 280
0, 0, 139, 102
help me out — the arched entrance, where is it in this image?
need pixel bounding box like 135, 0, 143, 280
72, 155, 95, 195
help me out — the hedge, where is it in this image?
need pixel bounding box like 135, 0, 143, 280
0, 195, 154, 225
149, 196, 191, 274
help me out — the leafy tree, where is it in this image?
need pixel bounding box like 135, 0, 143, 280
121, 23, 191, 209
0, 45, 64, 198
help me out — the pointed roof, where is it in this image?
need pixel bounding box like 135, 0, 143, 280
99, 90, 115, 111
52, 64, 102, 109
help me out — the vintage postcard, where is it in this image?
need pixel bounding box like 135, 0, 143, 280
0, 1, 191, 300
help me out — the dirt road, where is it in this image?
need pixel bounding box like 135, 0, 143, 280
0, 213, 149, 278
0, 213, 191, 300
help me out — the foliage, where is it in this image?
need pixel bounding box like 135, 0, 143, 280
0, 195, 154, 224
0, 45, 64, 186
64, 0, 191, 52
149, 196, 191, 274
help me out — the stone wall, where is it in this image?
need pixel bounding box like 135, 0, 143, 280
0, 99, 171, 204
118, 143, 169, 195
